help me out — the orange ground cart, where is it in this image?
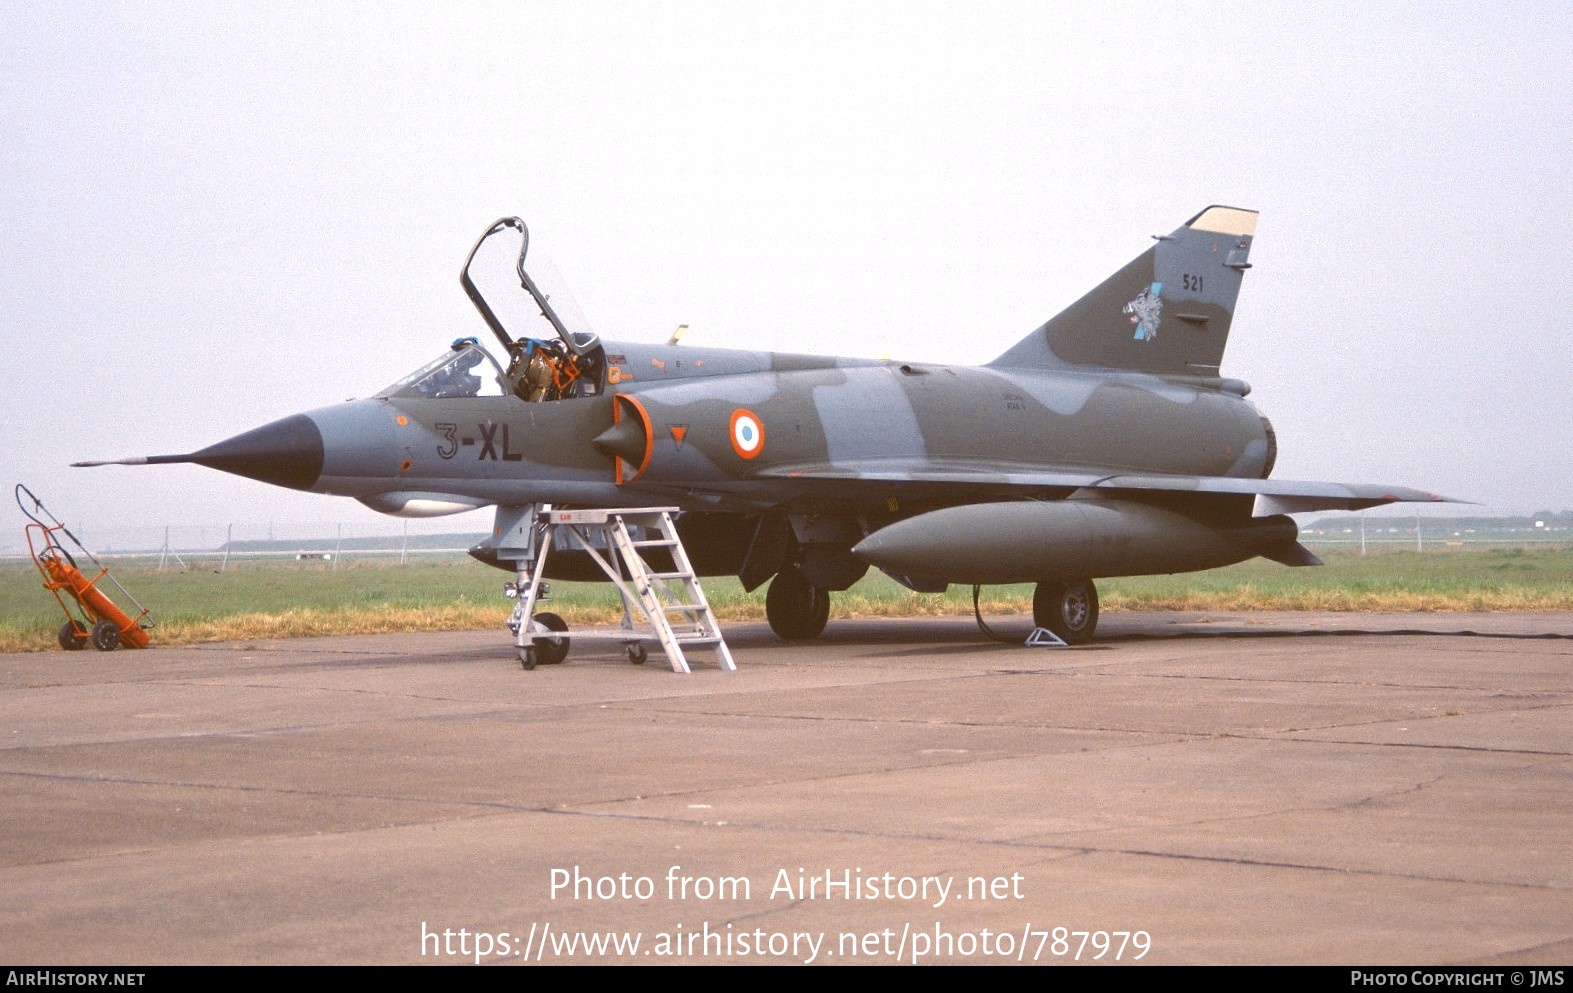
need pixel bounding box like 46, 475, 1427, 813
17, 484, 153, 651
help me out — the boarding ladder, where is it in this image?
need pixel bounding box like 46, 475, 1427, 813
512, 507, 735, 674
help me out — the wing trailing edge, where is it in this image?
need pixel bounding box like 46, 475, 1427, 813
755, 462, 1455, 514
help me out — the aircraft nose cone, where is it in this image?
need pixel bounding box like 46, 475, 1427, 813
189, 414, 325, 491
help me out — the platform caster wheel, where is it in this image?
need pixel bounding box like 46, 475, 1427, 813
626, 643, 648, 665
531, 612, 570, 666
519, 647, 537, 670
90, 620, 120, 652
58, 623, 86, 651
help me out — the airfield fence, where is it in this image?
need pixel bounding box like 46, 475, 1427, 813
1298, 522, 1570, 552
0, 518, 487, 570
0, 516, 1566, 571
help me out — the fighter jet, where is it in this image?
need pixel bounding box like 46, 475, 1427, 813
78, 208, 1447, 644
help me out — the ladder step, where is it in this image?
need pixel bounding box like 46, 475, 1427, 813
659, 602, 708, 613
630, 538, 678, 548
645, 571, 695, 581
675, 635, 721, 645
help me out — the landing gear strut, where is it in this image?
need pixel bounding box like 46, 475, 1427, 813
766, 567, 829, 641
1033, 579, 1099, 645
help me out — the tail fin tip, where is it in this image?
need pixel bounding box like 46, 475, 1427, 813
1186, 205, 1259, 238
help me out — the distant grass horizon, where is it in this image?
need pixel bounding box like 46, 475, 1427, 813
2, 546, 1569, 654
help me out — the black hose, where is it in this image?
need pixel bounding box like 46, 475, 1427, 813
15, 483, 82, 569
971, 585, 1019, 643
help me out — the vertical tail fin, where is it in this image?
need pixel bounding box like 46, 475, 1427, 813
990, 206, 1258, 376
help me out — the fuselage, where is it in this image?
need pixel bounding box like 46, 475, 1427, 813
287, 339, 1272, 518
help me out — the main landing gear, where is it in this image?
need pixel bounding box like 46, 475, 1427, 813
762, 570, 1100, 645
765, 567, 829, 641
1032, 579, 1099, 645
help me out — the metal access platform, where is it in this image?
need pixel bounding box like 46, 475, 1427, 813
506, 507, 735, 674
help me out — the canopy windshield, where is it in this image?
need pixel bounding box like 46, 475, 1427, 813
379, 340, 509, 399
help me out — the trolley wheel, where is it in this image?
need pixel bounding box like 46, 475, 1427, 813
58, 623, 86, 651
91, 620, 121, 652
531, 612, 570, 666
519, 646, 537, 670
626, 643, 648, 665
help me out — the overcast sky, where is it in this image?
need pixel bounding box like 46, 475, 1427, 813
4, 1, 1570, 546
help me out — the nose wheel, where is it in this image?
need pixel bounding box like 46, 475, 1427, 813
519, 612, 570, 669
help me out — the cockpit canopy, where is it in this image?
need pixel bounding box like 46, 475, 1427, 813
383, 219, 615, 404
462, 217, 599, 357
381, 335, 603, 404
456, 217, 606, 402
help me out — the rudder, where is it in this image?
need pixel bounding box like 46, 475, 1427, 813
990, 205, 1258, 376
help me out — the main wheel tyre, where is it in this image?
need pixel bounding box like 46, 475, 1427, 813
531, 612, 570, 665
58, 623, 86, 651
766, 568, 830, 641
1033, 579, 1099, 645
90, 620, 121, 652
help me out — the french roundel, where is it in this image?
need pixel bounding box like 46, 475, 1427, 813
729, 408, 765, 459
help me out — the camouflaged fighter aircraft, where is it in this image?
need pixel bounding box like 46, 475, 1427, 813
77, 208, 1448, 644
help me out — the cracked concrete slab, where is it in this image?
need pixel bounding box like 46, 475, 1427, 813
1, 613, 1568, 964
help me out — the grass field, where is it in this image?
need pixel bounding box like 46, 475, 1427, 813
2, 546, 1570, 653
